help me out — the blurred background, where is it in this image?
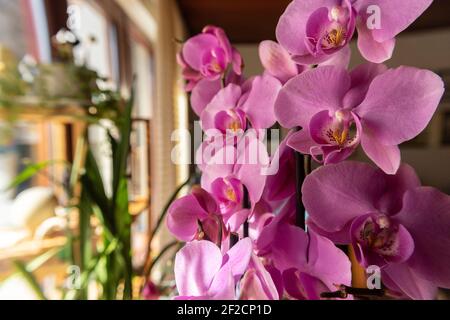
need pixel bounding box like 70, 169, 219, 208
0, 0, 448, 299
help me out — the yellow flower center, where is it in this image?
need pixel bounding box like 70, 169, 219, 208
225, 187, 237, 202
324, 26, 346, 48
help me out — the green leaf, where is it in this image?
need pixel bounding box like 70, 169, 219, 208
81, 149, 115, 233
4, 160, 66, 191
26, 247, 62, 272
13, 261, 47, 300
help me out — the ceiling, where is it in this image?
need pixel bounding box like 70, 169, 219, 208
177, 0, 450, 43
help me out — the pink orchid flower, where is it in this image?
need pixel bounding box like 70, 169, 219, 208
275, 64, 444, 174
303, 161, 450, 299
142, 280, 160, 300
200, 74, 282, 134
259, 40, 306, 84
174, 239, 252, 300
167, 186, 248, 243
178, 25, 242, 92
190, 70, 245, 117
258, 40, 351, 85
262, 132, 297, 204
239, 254, 280, 300
276, 0, 432, 64
198, 133, 270, 214
257, 198, 352, 300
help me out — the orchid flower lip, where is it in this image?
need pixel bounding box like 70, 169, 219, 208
211, 176, 243, 214
351, 212, 414, 268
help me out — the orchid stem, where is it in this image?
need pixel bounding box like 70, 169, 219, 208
230, 233, 239, 248
243, 186, 250, 238
321, 285, 385, 299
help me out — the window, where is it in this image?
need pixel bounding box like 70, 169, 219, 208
0, 0, 51, 204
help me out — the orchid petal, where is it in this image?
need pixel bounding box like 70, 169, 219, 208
208, 265, 236, 300
383, 263, 437, 300
201, 84, 242, 131
302, 162, 385, 232
239, 74, 282, 129
360, 125, 401, 175
356, 20, 395, 63
175, 241, 223, 297
396, 187, 450, 288
182, 34, 218, 70
354, 0, 433, 43
376, 164, 421, 215
223, 237, 253, 280
191, 79, 222, 117
343, 63, 388, 108
275, 66, 351, 128
259, 40, 300, 84
356, 66, 444, 145
276, 0, 340, 56
167, 190, 210, 241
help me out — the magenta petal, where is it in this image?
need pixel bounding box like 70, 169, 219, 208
322, 146, 354, 165
201, 84, 242, 131
307, 219, 352, 244
204, 25, 233, 59
356, 21, 395, 63
208, 265, 236, 300
231, 47, 243, 75
167, 191, 210, 241
191, 79, 222, 117
319, 45, 351, 69
343, 63, 388, 108
395, 187, 450, 288
265, 264, 284, 298
306, 230, 352, 289
173, 295, 208, 300
240, 269, 275, 300
309, 110, 336, 145
292, 52, 335, 65
182, 34, 218, 70
264, 134, 296, 201
302, 161, 385, 233
235, 137, 269, 204
256, 198, 296, 256
240, 255, 280, 300
355, 0, 433, 43
350, 215, 415, 267
192, 187, 219, 214
360, 125, 400, 175
287, 129, 320, 155
393, 224, 416, 264
271, 225, 310, 272
239, 74, 282, 129
276, 0, 340, 56
283, 269, 327, 300
275, 66, 351, 128
305, 7, 330, 42
259, 40, 300, 84
383, 263, 437, 300
356, 66, 444, 145
197, 139, 235, 176
224, 209, 250, 233
223, 237, 253, 280
175, 241, 223, 297
376, 164, 421, 215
